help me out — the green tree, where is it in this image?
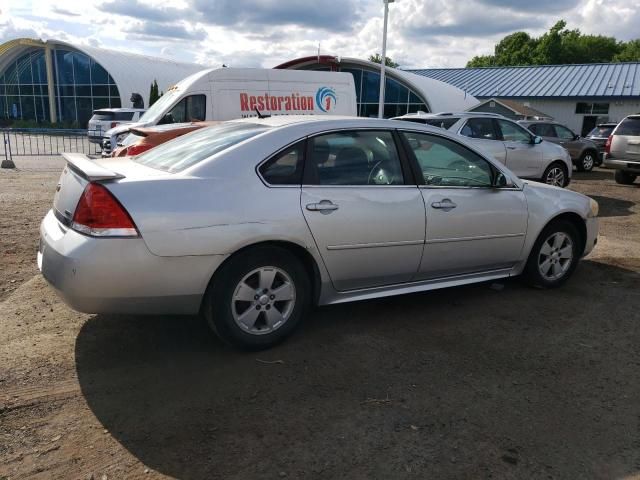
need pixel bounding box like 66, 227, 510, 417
369, 53, 399, 68
465, 19, 635, 67
614, 39, 640, 62
149, 79, 160, 106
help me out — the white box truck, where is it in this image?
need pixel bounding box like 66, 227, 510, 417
102, 68, 357, 155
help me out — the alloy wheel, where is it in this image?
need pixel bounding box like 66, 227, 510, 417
545, 167, 565, 187
582, 154, 594, 171
231, 266, 296, 335
537, 232, 574, 281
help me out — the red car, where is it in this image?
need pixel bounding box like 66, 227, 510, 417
112, 122, 218, 157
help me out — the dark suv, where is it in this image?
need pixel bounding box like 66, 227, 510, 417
586, 123, 618, 160
603, 115, 640, 185
519, 120, 599, 172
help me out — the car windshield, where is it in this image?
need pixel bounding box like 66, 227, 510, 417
137, 89, 182, 123
133, 122, 270, 172
588, 126, 614, 137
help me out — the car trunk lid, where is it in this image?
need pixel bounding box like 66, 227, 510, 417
53, 153, 167, 226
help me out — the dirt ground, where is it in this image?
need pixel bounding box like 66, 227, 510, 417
1, 166, 639, 480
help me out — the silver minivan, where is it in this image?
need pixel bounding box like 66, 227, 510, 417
393, 112, 573, 187
603, 115, 640, 185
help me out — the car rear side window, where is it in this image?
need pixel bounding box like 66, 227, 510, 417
460, 118, 497, 140
307, 130, 405, 185
616, 118, 640, 136
259, 142, 304, 185
134, 123, 269, 172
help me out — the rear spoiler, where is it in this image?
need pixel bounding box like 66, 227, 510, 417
62, 153, 125, 182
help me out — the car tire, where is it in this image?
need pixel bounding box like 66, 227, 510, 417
523, 220, 581, 289
577, 151, 596, 172
203, 246, 310, 350
614, 170, 637, 185
542, 162, 569, 187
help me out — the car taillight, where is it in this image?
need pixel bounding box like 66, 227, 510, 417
604, 135, 612, 154
126, 144, 152, 156
72, 183, 138, 237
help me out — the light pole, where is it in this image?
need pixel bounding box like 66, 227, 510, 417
378, 0, 394, 118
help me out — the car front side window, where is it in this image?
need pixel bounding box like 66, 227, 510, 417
307, 130, 405, 186
554, 125, 576, 140
497, 120, 532, 143
401, 131, 494, 188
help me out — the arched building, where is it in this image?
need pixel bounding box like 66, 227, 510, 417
274, 56, 477, 118
0, 38, 202, 126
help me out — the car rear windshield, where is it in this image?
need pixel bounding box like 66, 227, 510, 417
588, 126, 615, 137
398, 118, 459, 129
91, 111, 135, 121
615, 117, 640, 136
133, 122, 270, 172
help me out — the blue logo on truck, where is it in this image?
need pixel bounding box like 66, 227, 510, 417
316, 87, 337, 112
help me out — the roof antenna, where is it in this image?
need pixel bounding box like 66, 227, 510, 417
254, 108, 270, 119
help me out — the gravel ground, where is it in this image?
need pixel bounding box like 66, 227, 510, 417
1, 166, 639, 480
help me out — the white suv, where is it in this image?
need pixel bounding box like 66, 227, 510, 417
393, 112, 573, 187
87, 108, 145, 144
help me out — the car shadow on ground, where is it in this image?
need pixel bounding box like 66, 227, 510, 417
572, 168, 613, 182
75, 260, 640, 479
588, 195, 635, 217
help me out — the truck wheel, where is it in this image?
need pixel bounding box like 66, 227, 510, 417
614, 170, 637, 185
577, 151, 595, 172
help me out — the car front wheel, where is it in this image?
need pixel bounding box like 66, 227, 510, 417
204, 246, 310, 350
524, 220, 581, 288
542, 162, 568, 187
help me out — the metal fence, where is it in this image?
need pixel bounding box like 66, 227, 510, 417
1, 128, 103, 167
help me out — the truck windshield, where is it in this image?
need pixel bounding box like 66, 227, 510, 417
138, 89, 182, 123
134, 122, 270, 172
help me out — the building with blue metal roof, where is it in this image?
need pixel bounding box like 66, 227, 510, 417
407, 63, 640, 135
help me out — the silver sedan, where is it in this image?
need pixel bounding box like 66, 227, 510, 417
39, 116, 599, 349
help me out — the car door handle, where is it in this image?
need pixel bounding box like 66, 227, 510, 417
306, 201, 339, 212
506, 146, 517, 150
431, 199, 457, 210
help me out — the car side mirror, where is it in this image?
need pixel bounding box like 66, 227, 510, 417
493, 172, 511, 188
531, 135, 542, 144
574, 134, 581, 140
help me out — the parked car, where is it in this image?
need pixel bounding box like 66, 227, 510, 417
39, 116, 598, 349
100, 67, 358, 155
519, 120, 600, 172
393, 112, 573, 187
87, 108, 145, 144
111, 122, 217, 157
603, 115, 640, 185
586, 122, 618, 161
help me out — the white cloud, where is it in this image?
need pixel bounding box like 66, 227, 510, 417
2, 0, 638, 69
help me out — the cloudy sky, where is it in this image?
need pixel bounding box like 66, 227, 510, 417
1, 0, 639, 69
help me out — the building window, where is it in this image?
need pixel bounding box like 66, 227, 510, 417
0, 48, 121, 125
575, 102, 609, 115
53, 49, 120, 126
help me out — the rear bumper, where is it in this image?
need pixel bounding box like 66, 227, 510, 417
38, 210, 225, 315
603, 157, 640, 173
